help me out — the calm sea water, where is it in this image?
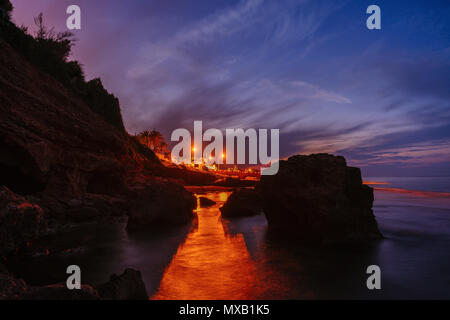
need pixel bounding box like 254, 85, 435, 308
7, 177, 450, 299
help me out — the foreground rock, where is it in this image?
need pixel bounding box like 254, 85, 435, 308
220, 188, 262, 218
199, 197, 216, 208
21, 285, 100, 300
259, 154, 382, 244
0, 263, 28, 300
126, 178, 196, 231
0, 265, 147, 300
0, 186, 47, 256
96, 268, 148, 300
0, 262, 99, 300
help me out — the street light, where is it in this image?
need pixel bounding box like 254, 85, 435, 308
218, 153, 225, 171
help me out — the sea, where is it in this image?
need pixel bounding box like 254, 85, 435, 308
7, 177, 450, 299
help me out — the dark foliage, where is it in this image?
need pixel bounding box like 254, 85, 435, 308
82, 78, 124, 129
0, 0, 13, 14
0, 11, 124, 131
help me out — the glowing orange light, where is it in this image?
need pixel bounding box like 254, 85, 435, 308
151, 192, 257, 300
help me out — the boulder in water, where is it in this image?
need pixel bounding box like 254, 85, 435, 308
259, 154, 382, 244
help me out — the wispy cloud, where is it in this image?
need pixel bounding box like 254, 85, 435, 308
290, 81, 351, 104
12, 0, 450, 176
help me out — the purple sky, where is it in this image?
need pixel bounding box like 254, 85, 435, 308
9, 0, 450, 176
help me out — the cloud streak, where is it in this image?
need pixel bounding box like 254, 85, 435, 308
10, 0, 450, 176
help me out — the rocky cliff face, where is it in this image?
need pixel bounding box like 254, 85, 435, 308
259, 154, 382, 244
0, 8, 221, 300
0, 38, 132, 200
0, 35, 195, 244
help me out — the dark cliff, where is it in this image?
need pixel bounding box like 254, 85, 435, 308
0, 13, 199, 241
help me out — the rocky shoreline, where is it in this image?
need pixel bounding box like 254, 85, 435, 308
0, 266, 148, 300
0, 7, 382, 299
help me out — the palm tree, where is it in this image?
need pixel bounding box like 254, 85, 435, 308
137, 130, 151, 149
137, 130, 169, 156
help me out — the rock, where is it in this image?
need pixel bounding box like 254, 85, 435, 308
96, 268, 148, 300
0, 269, 99, 300
63, 194, 128, 223
0, 37, 159, 221
259, 154, 382, 244
126, 178, 196, 231
156, 165, 217, 186
213, 177, 257, 188
0, 37, 209, 233
0, 186, 47, 256
199, 197, 216, 207
0, 265, 148, 300
20, 284, 100, 300
0, 263, 28, 300
220, 188, 262, 218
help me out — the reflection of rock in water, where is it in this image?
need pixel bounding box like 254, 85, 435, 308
152, 192, 258, 300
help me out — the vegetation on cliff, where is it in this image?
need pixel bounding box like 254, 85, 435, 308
0, 2, 124, 130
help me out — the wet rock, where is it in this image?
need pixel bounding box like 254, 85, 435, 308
20, 284, 100, 300
156, 166, 217, 186
96, 268, 148, 300
213, 177, 257, 188
63, 194, 128, 223
0, 265, 148, 300
0, 263, 28, 300
220, 188, 262, 218
0, 186, 47, 256
259, 154, 382, 244
126, 179, 196, 231
199, 197, 216, 207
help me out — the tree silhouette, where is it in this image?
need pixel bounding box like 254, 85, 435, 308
137, 130, 169, 156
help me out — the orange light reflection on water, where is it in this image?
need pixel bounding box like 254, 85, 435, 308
151, 192, 257, 300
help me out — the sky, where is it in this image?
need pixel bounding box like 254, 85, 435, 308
9, 0, 450, 176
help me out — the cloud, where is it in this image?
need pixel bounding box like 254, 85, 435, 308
11, 0, 450, 176
174, 0, 264, 45
290, 81, 351, 104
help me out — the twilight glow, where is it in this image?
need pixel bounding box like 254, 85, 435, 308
10, 0, 450, 176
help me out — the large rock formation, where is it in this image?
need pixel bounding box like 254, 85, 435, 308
0, 186, 47, 256
0, 37, 131, 200
259, 154, 382, 244
220, 188, 262, 218
0, 34, 198, 231
126, 178, 196, 231
96, 268, 148, 300
0, 263, 28, 300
